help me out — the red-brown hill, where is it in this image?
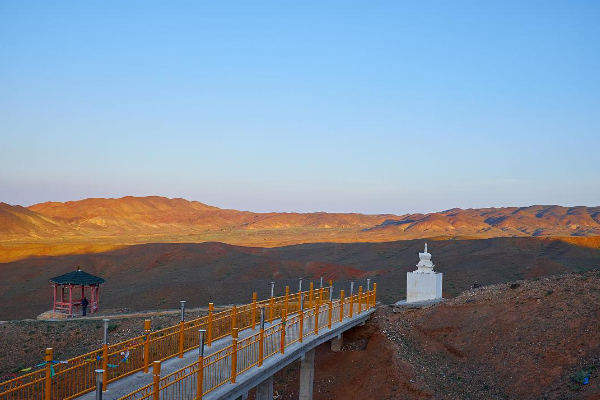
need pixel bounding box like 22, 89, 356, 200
28, 196, 393, 233
1, 197, 600, 263
0, 203, 74, 239
24, 197, 600, 240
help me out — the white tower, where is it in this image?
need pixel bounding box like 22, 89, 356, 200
406, 243, 443, 303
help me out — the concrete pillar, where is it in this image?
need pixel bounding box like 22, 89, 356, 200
299, 349, 315, 400
331, 334, 342, 352
256, 376, 273, 400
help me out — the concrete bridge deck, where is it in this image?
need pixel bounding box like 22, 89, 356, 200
206, 308, 375, 400
78, 303, 375, 400
75, 318, 282, 400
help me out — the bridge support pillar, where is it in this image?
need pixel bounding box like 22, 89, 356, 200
256, 376, 273, 400
299, 348, 315, 400
331, 334, 342, 352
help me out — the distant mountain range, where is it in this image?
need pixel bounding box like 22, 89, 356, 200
1, 196, 599, 262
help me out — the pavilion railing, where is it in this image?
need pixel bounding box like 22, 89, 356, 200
117, 284, 377, 400
0, 284, 338, 400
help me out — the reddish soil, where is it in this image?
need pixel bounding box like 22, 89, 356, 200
2, 272, 599, 399
256, 271, 600, 400
1, 237, 599, 321
0, 311, 207, 382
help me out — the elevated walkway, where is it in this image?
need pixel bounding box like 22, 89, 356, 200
207, 308, 374, 400
114, 290, 377, 400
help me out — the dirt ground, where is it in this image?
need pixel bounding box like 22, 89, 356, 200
0, 310, 207, 382
2, 271, 600, 400
251, 271, 600, 400
2, 237, 600, 321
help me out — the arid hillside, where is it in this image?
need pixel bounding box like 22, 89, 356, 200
263, 271, 600, 400
0, 237, 598, 320
1, 197, 600, 262
2, 272, 598, 399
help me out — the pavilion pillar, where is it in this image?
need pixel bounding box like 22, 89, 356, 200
90, 285, 95, 315
53, 284, 57, 312
68, 285, 73, 315
96, 286, 100, 312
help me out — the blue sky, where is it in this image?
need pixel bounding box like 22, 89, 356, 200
1, 0, 598, 214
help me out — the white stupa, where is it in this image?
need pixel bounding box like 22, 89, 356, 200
406, 243, 443, 303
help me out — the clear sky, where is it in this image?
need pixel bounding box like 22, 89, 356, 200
1, 0, 598, 214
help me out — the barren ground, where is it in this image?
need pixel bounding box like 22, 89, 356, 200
251, 271, 600, 400
2, 272, 599, 400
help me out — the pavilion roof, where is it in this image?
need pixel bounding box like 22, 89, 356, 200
50, 268, 105, 285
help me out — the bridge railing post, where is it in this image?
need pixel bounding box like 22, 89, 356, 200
269, 281, 275, 324
339, 290, 345, 322
101, 319, 109, 391
299, 308, 304, 343
285, 286, 289, 316
328, 298, 333, 329
280, 310, 286, 354
197, 329, 206, 400
314, 302, 319, 335
373, 283, 377, 307
358, 286, 363, 314
252, 292, 257, 330
152, 361, 161, 400
309, 282, 313, 310
207, 303, 214, 347
231, 304, 237, 331
349, 289, 354, 318
258, 307, 265, 367
231, 328, 238, 383
179, 300, 186, 358
44, 348, 53, 400
143, 319, 151, 373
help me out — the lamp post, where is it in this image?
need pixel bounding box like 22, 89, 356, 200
95, 369, 104, 400
180, 300, 186, 322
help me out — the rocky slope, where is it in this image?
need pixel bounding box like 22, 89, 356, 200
263, 271, 600, 400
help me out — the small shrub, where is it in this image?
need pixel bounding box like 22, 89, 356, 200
546, 290, 553, 296
12, 364, 26, 373
572, 366, 594, 384
108, 323, 119, 332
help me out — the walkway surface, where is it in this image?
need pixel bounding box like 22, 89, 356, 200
76, 318, 279, 400
205, 308, 375, 400
76, 307, 375, 400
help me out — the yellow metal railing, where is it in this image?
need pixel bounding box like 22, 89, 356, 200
117, 284, 377, 400
0, 285, 335, 400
